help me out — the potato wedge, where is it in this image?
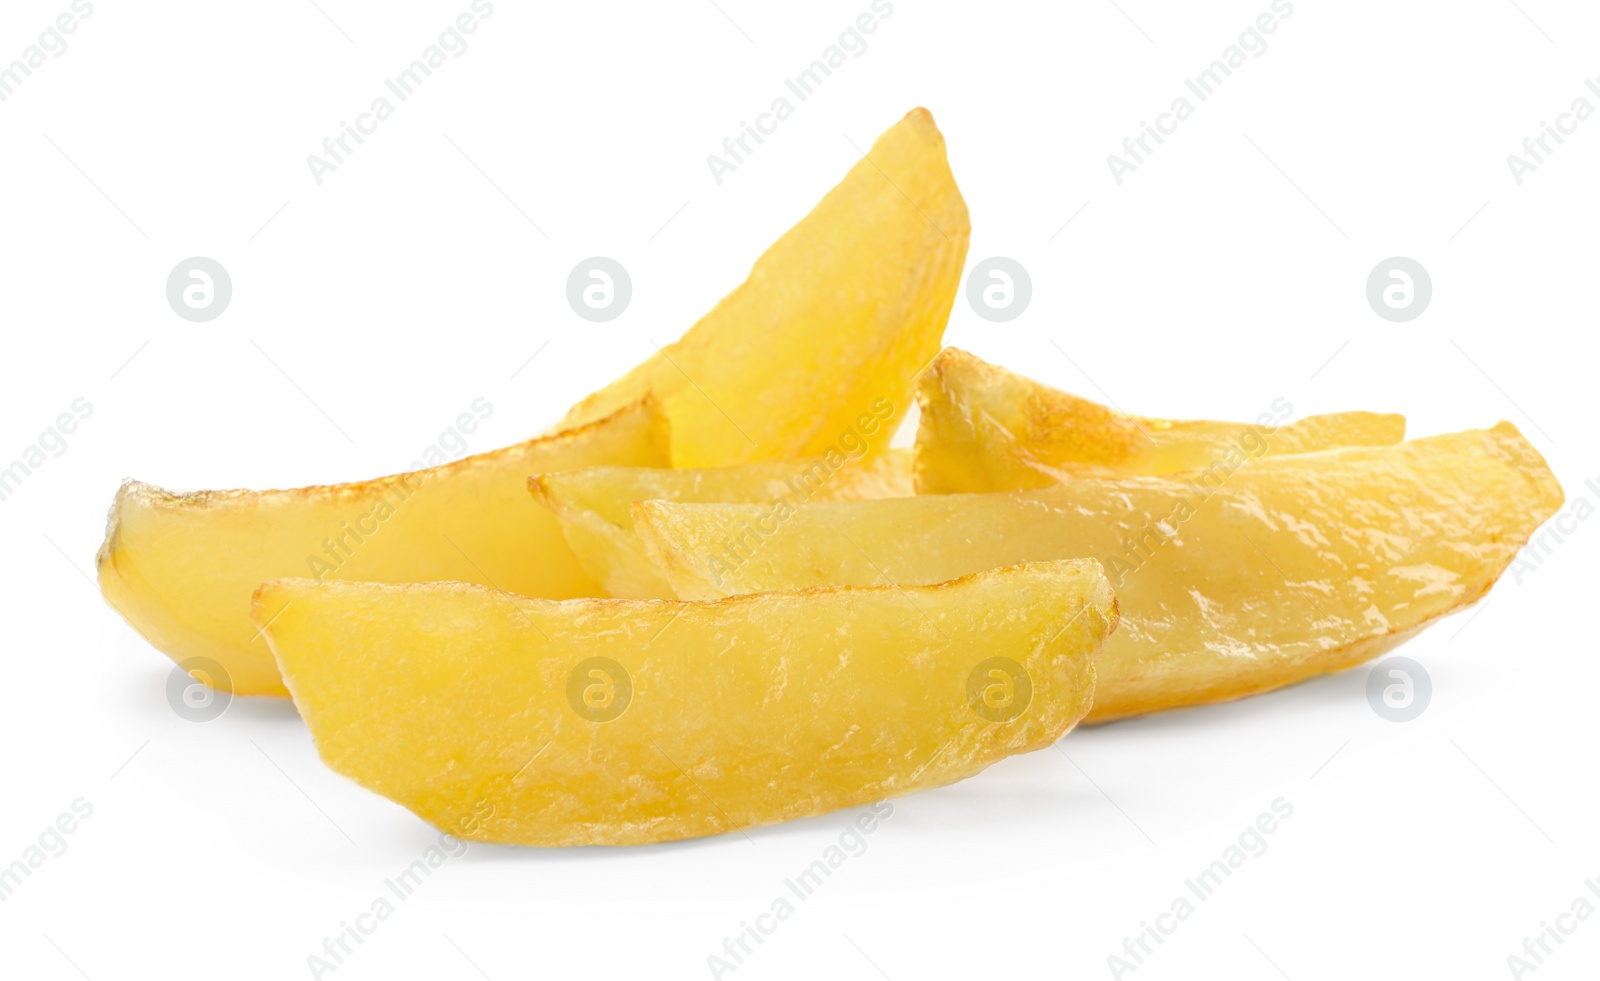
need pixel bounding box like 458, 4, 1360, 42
529, 449, 912, 598
254, 560, 1118, 846
98, 399, 669, 696
636, 424, 1563, 722
558, 109, 970, 467
916, 347, 1407, 492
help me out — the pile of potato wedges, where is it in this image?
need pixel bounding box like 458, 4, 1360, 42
97, 109, 1563, 846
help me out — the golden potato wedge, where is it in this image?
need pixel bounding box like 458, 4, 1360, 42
636, 424, 1562, 722
558, 109, 970, 467
915, 347, 1407, 492
98, 399, 669, 696
254, 560, 1119, 846
529, 449, 912, 598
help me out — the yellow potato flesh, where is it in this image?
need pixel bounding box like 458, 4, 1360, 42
97, 400, 670, 696
529, 449, 912, 598
916, 347, 1407, 492
635, 424, 1562, 721
255, 560, 1118, 846
558, 109, 970, 467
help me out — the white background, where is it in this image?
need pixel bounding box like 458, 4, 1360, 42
2, 0, 1597, 978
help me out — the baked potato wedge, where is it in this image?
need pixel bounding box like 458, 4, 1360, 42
98, 399, 669, 696
558, 109, 969, 467
915, 347, 1406, 493
254, 559, 1118, 845
636, 424, 1562, 721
